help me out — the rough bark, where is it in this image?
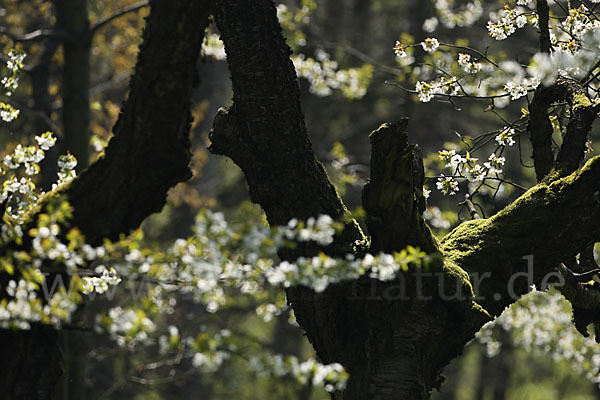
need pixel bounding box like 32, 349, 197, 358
362, 120, 437, 254
528, 77, 599, 181
210, 1, 482, 399
209, 1, 600, 399
209, 0, 362, 237
0, 0, 211, 398
67, 0, 210, 243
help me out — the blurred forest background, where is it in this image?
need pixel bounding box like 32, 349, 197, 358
2, 0, 600, 399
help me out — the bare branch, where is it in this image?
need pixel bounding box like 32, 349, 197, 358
459, 194, 482, 220
89, 1, 149, 37
89, 71, 131, 97
0, 26, 66, 43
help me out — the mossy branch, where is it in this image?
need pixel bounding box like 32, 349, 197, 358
442, 155, 600, 315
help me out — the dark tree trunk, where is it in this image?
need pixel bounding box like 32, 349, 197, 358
30, 34, 61, 190
0, 0, 211, 398
209, 1, 600, 399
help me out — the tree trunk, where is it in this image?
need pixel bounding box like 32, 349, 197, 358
0, 0, 211, 397
54, 0, 91, 169
30, 34, 61, 190
210, 1, 600, 399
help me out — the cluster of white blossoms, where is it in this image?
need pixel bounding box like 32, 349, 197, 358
201, 33, 226, 61
55, 153, 78, 189
292, 49, 372, 99
171, 210, 427, 294
436, 174, 460, 196
484, 154, 505, 175
495, 126, 516, 147
395, 0, 600, 109
0, 101, 19, 122
81, 267, 121, 294
249, 354, 348, 393
421, 38, 440, 53
477, 288, 600, 386
487, 5, 531, 41
96, 306, 156, 348
0, 131, 77, 217
2, 49, 25, 96
423, 17, 439, 33
160, 326, 237, 372
264, 247, 424, 292
155, 319, 347, 391
0, 49, 25, 120
276, 1, 313, 47
0, 275, 79, 330
6, 49, 25, 72
415, 77, 460, 103
458, 53, 481, 74
0, 57, 117, 330
434, 0, 483, 29
435, 129, 517, 196
487, 1, 600, 63
190, 329, 236, 372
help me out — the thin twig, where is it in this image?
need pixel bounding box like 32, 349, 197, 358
89, 1, 149, 37
0, 27, 66, 43
459, 194, 482, 219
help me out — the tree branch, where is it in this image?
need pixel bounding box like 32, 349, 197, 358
0, 26, 66, 43
537, 0, 553, 53
88, 1, 150, 38
528, 85, 557, 180
555, 81, 599, 176
210, 0, 364, 245
528, 77, 599, 181
65, 0, 210, 243
442, 155, 600, 315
